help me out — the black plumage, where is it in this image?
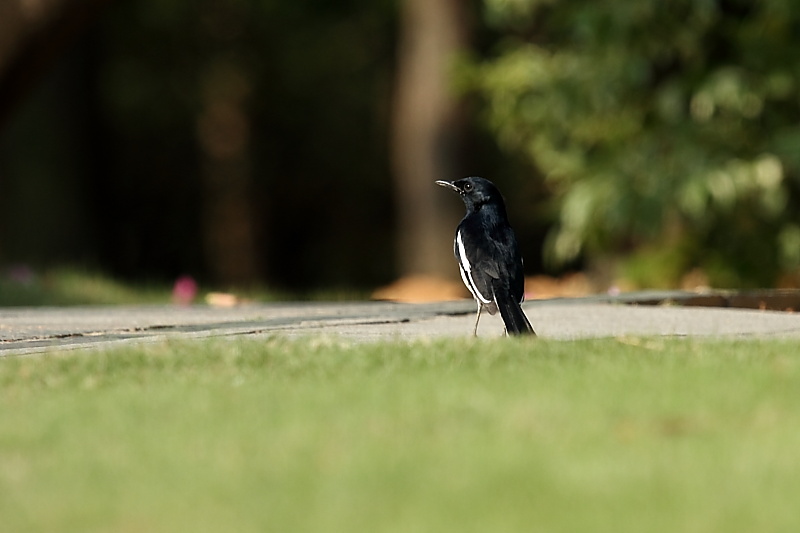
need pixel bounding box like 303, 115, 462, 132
436, 177, 535, 336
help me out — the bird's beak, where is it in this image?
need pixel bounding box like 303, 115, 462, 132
435, 180, 460, 193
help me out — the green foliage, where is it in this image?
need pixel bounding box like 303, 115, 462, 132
468, 0, 800, 286
3, 336, 800, 531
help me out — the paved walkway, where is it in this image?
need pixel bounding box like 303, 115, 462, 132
2, 292, 800, 356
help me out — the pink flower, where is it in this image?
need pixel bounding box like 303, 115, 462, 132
172, 275, 198, 305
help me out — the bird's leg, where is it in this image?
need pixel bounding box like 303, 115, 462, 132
472, 304, 482, 337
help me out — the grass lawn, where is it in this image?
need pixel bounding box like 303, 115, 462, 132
2, 336, 800, 532
0, 267, 174, 306
0, 266, 360, 306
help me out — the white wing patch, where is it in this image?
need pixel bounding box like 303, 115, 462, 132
456, 230, 492, 305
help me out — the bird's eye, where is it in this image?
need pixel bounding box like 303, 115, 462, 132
463, 183, 473, 191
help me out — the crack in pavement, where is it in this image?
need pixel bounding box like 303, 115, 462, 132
3, 292, 800, 356
0, 305, 445, 356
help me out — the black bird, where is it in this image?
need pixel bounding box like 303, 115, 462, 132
436, 177, 535, 336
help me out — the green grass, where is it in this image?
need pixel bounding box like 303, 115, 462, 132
0, 266, 363, 305
0, 267, 174, 306
2, 336, 800, 532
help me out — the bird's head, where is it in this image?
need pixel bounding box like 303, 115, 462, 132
435, 176, 503, 213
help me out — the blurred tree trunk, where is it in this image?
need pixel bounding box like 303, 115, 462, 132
0, 0, 107, 128
196, 2, 262, 286
391, 0, 469, 279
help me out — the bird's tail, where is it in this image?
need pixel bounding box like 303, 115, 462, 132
493, 283, 535, 336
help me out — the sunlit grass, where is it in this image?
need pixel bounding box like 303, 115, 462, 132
2, 336, 800, 532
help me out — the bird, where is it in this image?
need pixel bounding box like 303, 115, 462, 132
436, 177, 535, 336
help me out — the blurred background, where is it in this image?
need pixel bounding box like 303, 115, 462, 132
2, 0, 800, 304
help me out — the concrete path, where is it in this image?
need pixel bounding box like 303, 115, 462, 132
2, 292, 800, 356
